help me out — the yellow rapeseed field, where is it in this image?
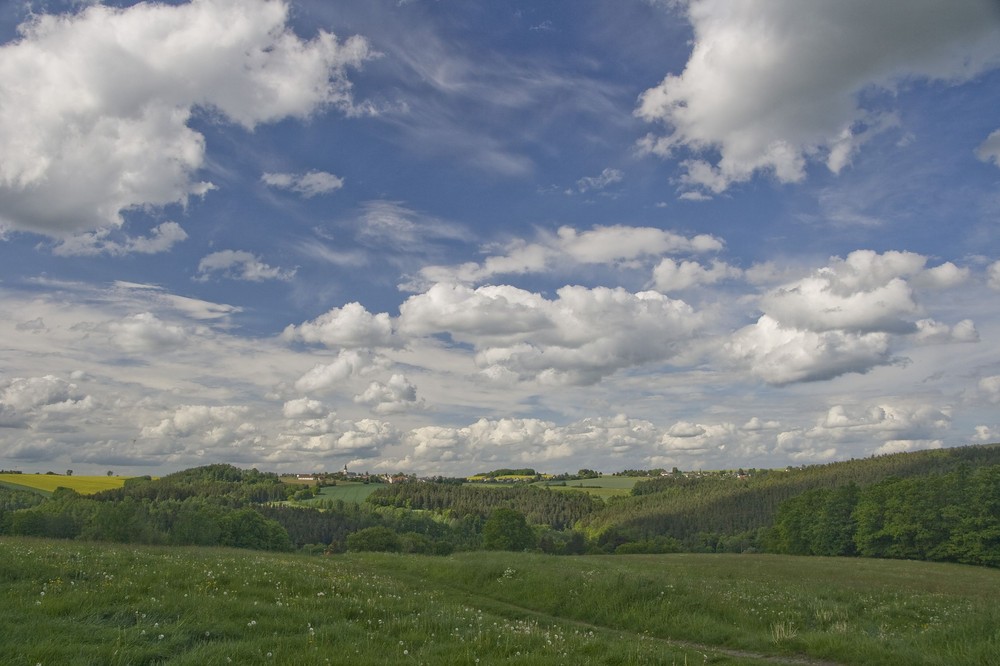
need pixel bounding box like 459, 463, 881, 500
0, 473, 127, 495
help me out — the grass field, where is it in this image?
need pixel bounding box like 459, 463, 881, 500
300, 481, 387, 505
3, 536, 998, 665
535, 476, 640, 499
0, 473, 127, 495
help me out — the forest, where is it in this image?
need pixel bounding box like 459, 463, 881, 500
2, 444, 1000, 568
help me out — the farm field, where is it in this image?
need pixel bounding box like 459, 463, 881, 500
304, 481, 387, 504
0, 473, 127, 496
535, 476, 640, 499
3, 537, 998, 665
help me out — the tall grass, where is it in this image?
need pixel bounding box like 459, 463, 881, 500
3, 537, 998, 664
1, 538, 712, 665
373, 551, 1000, 665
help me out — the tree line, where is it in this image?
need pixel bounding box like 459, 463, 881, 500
766, 464, 1000, 567
3, 444, 999, 566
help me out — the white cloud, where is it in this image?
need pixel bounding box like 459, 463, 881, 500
294, 349, 388, 394
262, 171, 344, 197
758, 251, 967, 334
108, 312, 190, 354
398, 283, 551, 343
196, 250, 296, 282
725, 250, 975, 384
815, 403, 951, 448
660, 422, 736, 454
408, 224, 724, 288
282, 397, 327, 419
974, 425, 1000, 442
666, 421, 705, 438
356, 201, 471, 251
51, 222, 189, 257
403, 414, 660, 468
912, 262, 969, 289
727, 314, 893, 385
576, 167, 623, 193
277, 416, 396, 458
556, 225, 723, 264
0, 375, 93, 428
141, 405, 256, 447
979, 375, 1000, 403
652, 258, 741, 292
913, 318, 978, 345
0, 0, 372, 236
976, 129, 1000, 167
988, 261, 1000, 290
637, 0, 1000, 193
872, 440, 943, 456
283, 302, 397, 349
400, 283, 702, 385
354, 374, 423, 414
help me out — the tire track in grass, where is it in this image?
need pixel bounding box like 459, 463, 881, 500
386, 566, 844, 666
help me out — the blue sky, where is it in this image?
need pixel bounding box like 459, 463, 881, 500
1, 0, 1000, 476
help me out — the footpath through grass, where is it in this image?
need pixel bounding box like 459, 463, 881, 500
3, 537, 999, 665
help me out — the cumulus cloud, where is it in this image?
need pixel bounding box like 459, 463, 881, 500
637, 0, 1000, 194
407, 224, 724, 289
283, 302, 396, 349
660, 422, 737, 456
0, 375, 91, 428
988, 261, 1000, 291
974, 425, 1000, 442
0, 0, 372, 236
196, 250, 296, 282
913, 318, 978, 345
556, 224, 723, 264
979, 375, 1000, 403
278, 416, 397, 457
262, 171, 344, 197
399, 414, 761, 472
727, 315, 894, 385
816, 403, 951, 448
726, 250, 976, 384
293, 349, 388, 394
282, 397, 327, 419
404, 415, 658, 467
108, 312, 190, 354
141, 404, 257, 448
652, 258, 741, 292
762, 401, 950, 462
354, 374, 423, 414
400, 283, 702, 385
51, 222, 189, 257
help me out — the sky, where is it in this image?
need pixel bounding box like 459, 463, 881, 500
1, 0, 1000, 477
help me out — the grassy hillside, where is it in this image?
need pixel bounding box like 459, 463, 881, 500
2, 537, 998, 665
0, 473, 127, 495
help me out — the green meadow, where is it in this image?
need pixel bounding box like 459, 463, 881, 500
4, 536, 999, 665
536, 476, 640, 499
304, 482, 387, 505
